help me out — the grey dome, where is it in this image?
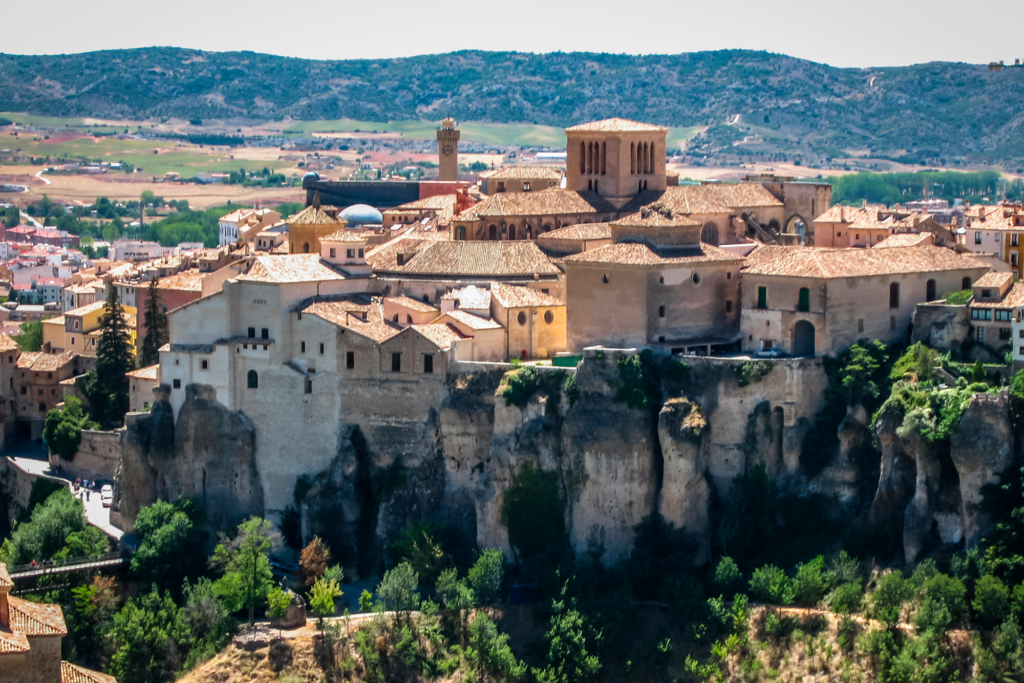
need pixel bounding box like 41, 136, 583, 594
303, 171, 320, 180
340, 203, 383, 227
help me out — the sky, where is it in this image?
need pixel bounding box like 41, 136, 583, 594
5, 0, 1024, 69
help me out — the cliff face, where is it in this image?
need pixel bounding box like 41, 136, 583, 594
113, 353, 1018, 569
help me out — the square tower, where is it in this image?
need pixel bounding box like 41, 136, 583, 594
565, 118, 668, 208
437, 118, 461, 182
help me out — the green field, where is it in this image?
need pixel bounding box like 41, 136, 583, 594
284, 118, 700, 149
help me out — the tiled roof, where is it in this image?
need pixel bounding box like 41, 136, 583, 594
157, 270, 204, 291
61, 661, 118, 683
455, 189, 614, 221
743, 246, 988, 279
485, 167, 563, 180
563, 242, 744, 267
238, 255, 346, 284
302, 299, 399, 343
321, 230, 367, 243
410, 323, 466, 349
65, 301, 107, 317
565, 118, 668, 132
0, 627, 30, 653
490, 282, 565, 308
17, 352, 74, 372
968, 205, 1024, 232
435, 310, 503, 330
972, 271, 1014, 289
42, 316, 66, 327
620, 184, 783, 215
9, 595, 67, 636
394, 194, 459, 211
873, 233, 933, 248
383, 296, 438, 313
0, 334, 20, 353
369, 239, 561, 277
127, 364, 159, 380
0, 561, 12, 587
613, 208, 702, 228
218, 208, 256, 224
538, 223, 612, 241
286, 204, 344, 226
814, 205, 860, 223
971, 282, 1024, 309
441, 286, 492, 310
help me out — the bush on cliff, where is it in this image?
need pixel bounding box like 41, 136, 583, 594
43, 396, 97, 461
132, 497, 207, 596
500, 462, 567, 563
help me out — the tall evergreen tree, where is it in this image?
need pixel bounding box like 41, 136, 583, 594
86, 285, 134, 428
138, 278, 168, 369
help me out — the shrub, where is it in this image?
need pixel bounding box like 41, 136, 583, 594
973, 574, 1011, 628
713, 556, 743, 594
793, 555, 828, 606
43, 397, 98, 461
749, 564, 794, 605
870, 571, 911, 627
829, 582, 864, 615
468, 549, 504, 605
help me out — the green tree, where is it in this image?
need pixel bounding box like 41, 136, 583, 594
267, 585, 291, 635
470, 612, 527, 683
16, 321, 43, 351
792, 555, 828, 607
108, 588, 189, 683
534, 585, 602, 683
182, 577, 236, 668
309, 576, 342, 629
101, 223, 120, 242
387, 520, 450, 588
0, 487, 103, 565
43, 397, 97, 461
469, 549, 504, 606
871, 571, 912, 628
138, 278, 168, 369
749, 564, 794, 605
84, 286, 134, 428
713, 556, 743, 594
131, 498, 206, 594
376, 561, 420, 613
212, 516, 275, 627
973, 574, 1011, 628
829, 581, 864, 615
914, 573, 967, 633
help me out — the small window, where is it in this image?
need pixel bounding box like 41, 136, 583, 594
247, 370, 258, 388
1000, 327, 1012, 340
727, 272, 732, 279
726, 300, 733, 313
248, 326, 255, 338
517, 311, 527, 325
982, 289, 993, 299
978, 326, 986, 342
1020, 329, 1024, 338
304, 378, 313, 394
1013, 234, 1020, 247
301, 341, 306, 353
407, 315, 413, 324
602, 274, 610, 284
346, 351, 355, 369
455, 226, 466, 240
423, 354, 434, 374
358, 248, 364, 258
39, 403, 46, 412
692, 272, 701, 285
658, 305, 665, 318
201, 359, 208, 370
1013, 253, 1020, 267
261, 328, 269, 340
393, 314, 400, 323
319, 343, 325, 354
544, 310, 554, 324
975, 232, 983, 245
20, 386, 25, 395
523, 182, 532, 191
173, 379, 181, 389
391, 352, 402, 372
329, 248, 336, 258
347, 249, 355, 258
757, 286, 767, 309
889, 283, 900, 309
659, 276, 664, 284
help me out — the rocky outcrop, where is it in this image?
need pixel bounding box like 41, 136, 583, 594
115, 384, 262, 534
950, 390, 1014, 548
657, 398, 710, 565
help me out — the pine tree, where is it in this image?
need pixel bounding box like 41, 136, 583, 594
138, 278, 168, 369
86, 285, 134, 429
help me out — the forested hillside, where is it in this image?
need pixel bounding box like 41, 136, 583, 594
2, 49, 1024, 165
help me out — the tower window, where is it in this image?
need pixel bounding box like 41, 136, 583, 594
392, 353, 402, 372
346, 351, 355, 369
658, 305, 665, 318
424, 354, 434, 374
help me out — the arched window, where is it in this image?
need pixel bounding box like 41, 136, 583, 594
247, 370, 258, 389
302, 242, 310, 253
488, 224, 498, 240
601, 141, 607, 175
889, 282, 900, 309
455, 225, 466, 240
586, 141, 593, 174
701, 223, 719, 246
630, 142, 636, 174
393, 314, 399, 322
406, 314, 413, 324
579, 141, 585, 174
508, 224, 516, 240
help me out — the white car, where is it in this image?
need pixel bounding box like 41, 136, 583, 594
101, 485, 113, 508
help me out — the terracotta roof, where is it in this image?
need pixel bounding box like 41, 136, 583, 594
126, 364, 159, 380
0, 334, 19, 353
61, 661, 117, 683
565, 118, 668, 132
8, 595, 67, 636
434, 310, 503, 330
455, 189, 614, 221
302, 299, 399, 343
489, 281, 564, 308
410, 323, 466, 348
157, 270, 204, 291
42, 316, 66, 327
563, 242, 744, 267
971, 282, 1024, 309
441, 285, 491, 310
370, 239, 561, 277
0, 562, 11, 587
219, 208, 256, 224
321, 230, 367, 243
613, 208, 702, 228
485, 167, 563, 180
814, 205, 862, 223
968, 205, 1024, 232
384, 296, 438, 313
743, 246, 988, 279
873, 233, 933, 248
286, 204, 345, 226
65, 301, 106, 317
238, 255, 346, 284
538, 223, 612, 241
394, 194, 458, 211
0, 627, 30, 653
17, 352, 74, 372
973, 271, 1014, 289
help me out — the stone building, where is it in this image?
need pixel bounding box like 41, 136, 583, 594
0, 334, 20, 449
535, 223, 613, 257
41, 302, 137, 356
16, 352, 78, 438
739, 245, 989, 356
479, 167, 563, 195
966, 272, 1024, 353
563, 204, 745, 354
964, 203, 1024, 279
286, 195, 347, 255
565, 118, 668, 204
437, 118, 460, 182
0, 563, 115, 683
127, 364, 159, 414
744, 175, 832, 242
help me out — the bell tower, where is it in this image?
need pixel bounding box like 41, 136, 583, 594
437, 117, 460, 182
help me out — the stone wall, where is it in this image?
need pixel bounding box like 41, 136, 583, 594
912, 302, 971, 352
49, 429, 120, 483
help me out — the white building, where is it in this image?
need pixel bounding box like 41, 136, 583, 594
108, 240, 175, 261
218, 208, 281, 247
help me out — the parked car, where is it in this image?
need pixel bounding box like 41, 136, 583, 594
755, 347, 781, 359
101, 485, 113, 507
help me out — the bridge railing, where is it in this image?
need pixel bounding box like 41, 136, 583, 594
8, 551, 128, 576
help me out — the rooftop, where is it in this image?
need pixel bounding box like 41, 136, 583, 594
565, 118, 668, 133
971, 281, 1024, 309
286, 203, 345, 227
238, 255, 346, 284
490, 281, 565, 308
435, 309, 503, 330
441, 285, 492, 310
972, 271, 1014, 289
873, 233, 933, 248
485, 166, 563, 180
61, 661, 118, 683
65, 301, 107, 317
126, 364, 159, 380
742, 245, 987, 279
321, 230, 367, 243
368, 238, 561, 277
619, 183, 783, 215
563, 242, 744, 267
9, 594, 68, 636
455, 189, 614, 221
383, 296, 438, 313
157, 269, 205, 291
0, 333, 20, 353
537, 223, 612, 241
16, 352, 74, 372
302, 299, 399, 343
410, 323, 466, 349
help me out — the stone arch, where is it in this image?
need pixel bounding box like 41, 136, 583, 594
962, 276, 972, 290
701, 222, 720, 246
784, 214, 807, 236
792, 320, 815, 357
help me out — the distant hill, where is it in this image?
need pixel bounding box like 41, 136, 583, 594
2, 48, 1023, 166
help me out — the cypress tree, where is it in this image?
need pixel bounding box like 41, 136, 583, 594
138, 278, 168, 369
87, 285, 134, 428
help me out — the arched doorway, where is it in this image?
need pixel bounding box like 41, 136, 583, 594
488, 224, 498, 240
792, 320, 815, 357
785, 215, 807, 243
701, 222, 720, 246
926, 279, 937, 302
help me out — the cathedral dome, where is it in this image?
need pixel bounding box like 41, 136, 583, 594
303, 171, 320, 181
340, 204, 383, 227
